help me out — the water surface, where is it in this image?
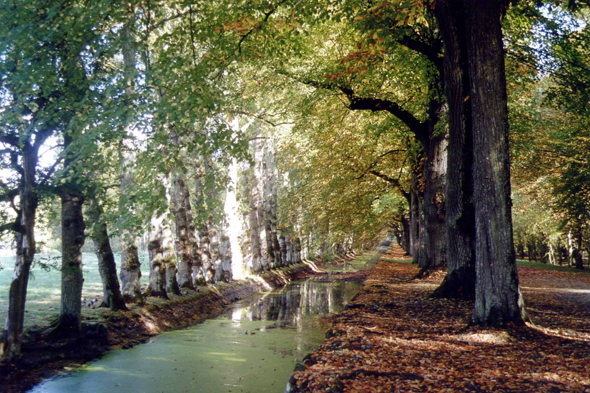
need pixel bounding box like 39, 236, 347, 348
29, 279, 360, 393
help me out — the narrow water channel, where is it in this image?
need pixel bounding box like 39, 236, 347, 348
29, 279, 361, 393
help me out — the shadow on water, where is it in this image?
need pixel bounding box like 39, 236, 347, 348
29, 279, 361, 393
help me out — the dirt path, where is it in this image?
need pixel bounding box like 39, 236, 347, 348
288, 245, 590, 392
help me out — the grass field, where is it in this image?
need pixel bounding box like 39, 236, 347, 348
0, 253, 149, 331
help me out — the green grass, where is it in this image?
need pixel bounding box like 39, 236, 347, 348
0, 252, 149, 331
379, 257, 414, 264
516, 259, 589, 273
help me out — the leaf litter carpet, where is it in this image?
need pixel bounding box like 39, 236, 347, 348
290, 245, 590, 392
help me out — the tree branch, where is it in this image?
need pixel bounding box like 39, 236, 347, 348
237, 0, 289, 54
368, 169, 410, 202
294, 76, 429, 144
0, 132, 20, 148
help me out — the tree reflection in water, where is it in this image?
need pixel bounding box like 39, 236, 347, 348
230, 280, 360, 329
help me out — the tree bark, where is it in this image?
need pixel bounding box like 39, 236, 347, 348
572, 226, 584, 269
56, 191, 86, 336
249, 137, 265, 272
409, 183, 420, 258
88, 198, 127, 311
146, 211, 175, 298
431, 1, 476, 299
197, 158, 217, 283
463, 0, 524, 326
422, 130, 448, 269
166, 261, 181, 296
293, 237, 302, 263
172, 167, 196, 289
0, 145, 39, 360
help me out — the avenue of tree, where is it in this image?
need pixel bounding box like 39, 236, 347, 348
0, 0, 589, 362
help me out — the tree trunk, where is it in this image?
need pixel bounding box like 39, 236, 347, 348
88, 198, 127, 311
146, 212, 175, 298
409, 184, 420, 258
56, 191, 86, 336
118, 10, 143, 304
120, 240, 143, 303
572, 227, 584, 269
119, 148, 143, 304
264, 143, 282, 267
293, 237, 302, 263
432, 1, 476, 299
400, 215, 411, 255
415, 193, 428, 267
463, 0, 524, 326
197, 158, 217, 283
166, 262, 181, 295
172, 167, 196, 289
249, 137, 265, 272
1, 146, 38, 360
422, 131, 448, 269
218, 231, 233, 282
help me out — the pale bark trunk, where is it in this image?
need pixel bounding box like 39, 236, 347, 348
210, 227, 222, 282
218, 231, 232, 282
198, 158, 217, 282
263, 143, 281, 267
147, 211, 176, 298
279, 235, 287, 266
250, 138, 265, 271
172, 167, 196, 289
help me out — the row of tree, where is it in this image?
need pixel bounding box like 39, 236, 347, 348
1, 0, 588, 364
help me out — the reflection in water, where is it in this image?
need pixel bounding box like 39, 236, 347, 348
238, 280, 356, 322
29, 280, 360, 393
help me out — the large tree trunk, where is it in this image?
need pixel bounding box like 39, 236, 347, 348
147, 210, 176, 298
432, 1, 476, 299
196, 158, 216, 283
172, 167, 196, 289
88, 198, 127, 311
0, 147, 38, 360
166, 262, 181, 296
56, 191, 86, 336
422, 130, 448, 270
463, 0, 524, 326
263, 143, 282, 267
120, 241, 143, 302
415, 192, 428, 267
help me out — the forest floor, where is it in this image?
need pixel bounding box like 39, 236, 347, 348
289, 245, 590, 392
0, 259, 347, 393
